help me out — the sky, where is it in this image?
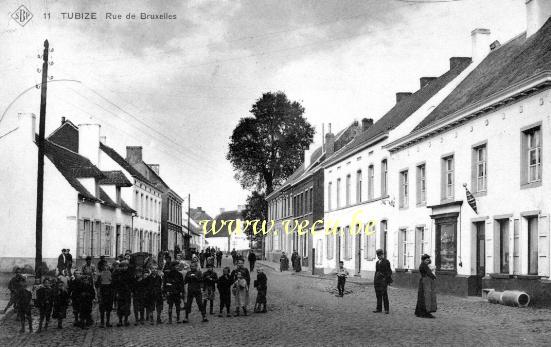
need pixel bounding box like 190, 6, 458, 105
0, 0, 526, 217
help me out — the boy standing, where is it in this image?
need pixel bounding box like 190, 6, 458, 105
96, 262, 114, 327
112, 261, 132, 326
163, 261, 184, 324
183, 262, 208, 323
217, 267, 232, 317
232, 271, 249, 316
253, 268, 267, 313
78, 276, 95, 328
16, 281, 33, 333
36, 277, 54, 332
336, 261, 349, 297
145, 266, 164, 324
52, 280, 69, 329
202, 264, 218, 315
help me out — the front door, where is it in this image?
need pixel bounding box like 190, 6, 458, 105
475, 222, 486, 295
355, 233, 361, 275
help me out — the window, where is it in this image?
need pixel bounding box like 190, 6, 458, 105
309, 188, 313, 213
400, 228, 407, 268
442, 156, 454, 200
364, 222, 376, 260
472, 145, 487, 193
81, 219, 91, 257
125, 226, 131, 253
326, 234, 334, 260
416, 164, 426, 205
522, 127, 542, 185
356, 170, 362, 203
336, 178, 341, 208
399, 170, 409, 208
104, 224, 112, 256
381, 220, 388, 256
435, 220, 457, 271
497, 219, 509, 274
381, 159, 388, 196
368, 165, 374, 200
344, 226, 352, 260
415, 226, 429, 267
345, 175, 351, 206
327, 182, 332, 210
527, 216, 538, 275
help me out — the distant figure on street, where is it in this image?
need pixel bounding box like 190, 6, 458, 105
373, 249, 392, 314
253, 267, 267, 313
415, 254, 437, 319
199, 250, 206, 268
292, 251, 302, 272
216, 250, 223, 268
206, 252, 215, 268
336, 261, 349, 297
231, 248, 237, 265
248, 251, 257, 271
279, 252, 289, 272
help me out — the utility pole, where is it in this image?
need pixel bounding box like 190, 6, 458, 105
35, 39, 49, 279
186, 193, 191, 259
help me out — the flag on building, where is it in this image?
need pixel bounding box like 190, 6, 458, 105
463, 184, 478, 214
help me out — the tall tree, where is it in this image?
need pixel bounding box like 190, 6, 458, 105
227, 91, 315, 195
242, 191, 267, 244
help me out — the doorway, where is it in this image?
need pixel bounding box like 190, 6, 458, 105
475, 222, 486, 295
355, 233, 361, 275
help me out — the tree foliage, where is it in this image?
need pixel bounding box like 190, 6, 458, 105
227, 91, 315, 195
241, 191, 267, 242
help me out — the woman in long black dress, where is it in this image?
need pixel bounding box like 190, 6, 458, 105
415, 254, 437, 318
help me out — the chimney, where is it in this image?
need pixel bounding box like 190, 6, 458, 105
396, 92, 412, 104
420, 77, 436, 88
61, 116, 66, 125
78, 123, 101, 166
471, 28, 491, 63
149, 164, 160, 175
324, 123, 335, 156
490, 40, 501, 51
197, 207, 203, 212
449, 57, 471, 70
304, 146, 312, 168
99, 136, 106, 144
126, 146, 143, 164
219, 208, 226, 214
361, 118, 373, 131
237, 205, 246, 212
526, 0, 551, 37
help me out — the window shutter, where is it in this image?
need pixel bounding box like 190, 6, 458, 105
414, 228, 422, 268
92, 222, 100, 257
513, 219, 520, 274
406, 228, 415, 269
538, 215, 549, 277
397, 229, 403, 268
77, 219, 85, 257
471, 147, 477, 193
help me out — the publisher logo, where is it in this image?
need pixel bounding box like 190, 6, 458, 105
11, 5, 33, 27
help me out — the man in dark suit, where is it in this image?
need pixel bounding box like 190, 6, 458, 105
57, 249, 68, 275
373, 249, 392, 314
66, 249, 73, 276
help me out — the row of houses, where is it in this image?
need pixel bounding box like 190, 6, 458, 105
0, 116, 205, 271
265, 0, 551, 305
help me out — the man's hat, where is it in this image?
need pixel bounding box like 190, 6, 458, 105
376, 249, 384, 255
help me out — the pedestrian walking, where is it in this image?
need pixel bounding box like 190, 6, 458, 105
206, 252, 215, 268
415, 254, 437, 319
96, 262, 114, 327
16, 281, 33, 333
279, 252, 289, 272
232, 271, 249, 316
373, 249, 392, 314
231, 248, 237, 265
217, 267, 232, 317
145, 266, 164, 324
202, 264, 218, 315
199, 250, 206, 268
164, 261, 184, 324
336, 261, 348, 297
216, 250, 223, 268
52, 279, 69, 329
248, 251, 257, 271
183, 262, 208, 323
253, 267, 267, 313
36, 277, 54, 332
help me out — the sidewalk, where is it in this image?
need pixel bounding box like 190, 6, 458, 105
257, 260, 373, 285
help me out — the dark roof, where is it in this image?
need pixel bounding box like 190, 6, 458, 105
100, 142, 154, 186
120, 199, 136, 214
189, 207, 214, 222
99, 170, 132, 187
99, 188, 118, 209
324, 57, 472, 166
41, 139, 101, 202
414, 20, 551, 131
205, 210, 245, 238
47, 120, 79, 153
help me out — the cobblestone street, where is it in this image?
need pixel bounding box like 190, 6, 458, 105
1, 259, 551, 346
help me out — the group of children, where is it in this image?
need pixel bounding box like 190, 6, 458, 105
7, 256, 268, 334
